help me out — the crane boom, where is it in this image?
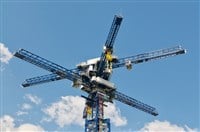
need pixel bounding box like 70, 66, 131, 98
105, 15, 123, 48
14, 49, 81, 82
22, 73, 64, 87
115, 91, 158, 116
113, 45, 186, 69
97, 15, 123, 77
21, 68, 80, 87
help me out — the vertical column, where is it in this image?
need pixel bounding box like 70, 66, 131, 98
84, 92, 111, 132
98, 94, 104, 132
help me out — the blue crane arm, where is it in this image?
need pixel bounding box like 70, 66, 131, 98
113, 45, 186, 69
14, 49, 81, 82
21, 68, 81, 87
22, 73, 64, 87
104, 15, 123, 49
115, 91, 158, 116
97, 15, 123, 76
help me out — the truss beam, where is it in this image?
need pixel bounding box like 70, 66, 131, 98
105, 15, 123, 49
113, 45, 186, 69
22, 73, 64, 87
14, 49, 81, 82
97, 15, 123, 77
115, 91, 158, 116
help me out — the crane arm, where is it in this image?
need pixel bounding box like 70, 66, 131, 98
115, 91, 158, 116
22, 73, 65, 87
104, 15, 123, 49
21, 68, 81, 87
97, 15, 123, 76
113, 45, 186, 69
14, 49, 81, 82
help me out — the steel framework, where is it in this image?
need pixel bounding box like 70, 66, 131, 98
14, 15, 186, 132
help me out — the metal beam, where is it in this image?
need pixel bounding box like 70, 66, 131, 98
105, 15, 123, 49
115, 91, 158, 116
14, 49, 81, 82
21, 68, 81, 87
113, 45, 186, 69
22, 73, 64, 87
97, 15, 123, 77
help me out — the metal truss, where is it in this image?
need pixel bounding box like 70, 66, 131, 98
113, 45, 186, 69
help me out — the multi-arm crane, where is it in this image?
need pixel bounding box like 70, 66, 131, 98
14, 15, 186, 132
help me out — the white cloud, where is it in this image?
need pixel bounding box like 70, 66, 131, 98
16, 111, 28, 116
140, 120, 198, 132
25, 94, 42, 105
0, 115, 15, 131
0, 115, 44, 132
42, 95, 127, 128
16, 124, 44, 131
104, 102, 127, 126
0, 43, 13, 64
42, 96, 85, 127
21, 103, 32, 110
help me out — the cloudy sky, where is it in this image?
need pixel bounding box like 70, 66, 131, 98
0, 1, 199, 131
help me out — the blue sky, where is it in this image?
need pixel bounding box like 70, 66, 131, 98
0, 1, 199, 131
